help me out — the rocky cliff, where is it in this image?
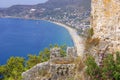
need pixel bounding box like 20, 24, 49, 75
91, 0, 120, 52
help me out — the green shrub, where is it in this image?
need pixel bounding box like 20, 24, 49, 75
85, 55, 100, 80
85, 52, 120, 80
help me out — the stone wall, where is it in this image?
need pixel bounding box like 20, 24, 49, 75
50, 48, 61, 59
66, 47, 77, 57
22, 47, 76, 80
91, 0, 120, 52
50, 64, 75, 80
22, 62, 50, 80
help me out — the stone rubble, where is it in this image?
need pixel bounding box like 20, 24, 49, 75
22, 47, 77, 80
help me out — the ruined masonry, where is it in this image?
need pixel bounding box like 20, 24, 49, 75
91, 0, 120, 52
22, 47, 77, 80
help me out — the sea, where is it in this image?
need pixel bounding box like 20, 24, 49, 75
0, 18, 74, 65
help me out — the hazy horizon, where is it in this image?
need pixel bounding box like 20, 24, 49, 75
0, 0, 48, 8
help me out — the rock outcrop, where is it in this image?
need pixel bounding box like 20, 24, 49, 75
22, 62, 50, 80
91, 0, 120, 52
22, 47, 77, 80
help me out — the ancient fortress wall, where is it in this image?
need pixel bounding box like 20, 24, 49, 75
91, 0, 120, 51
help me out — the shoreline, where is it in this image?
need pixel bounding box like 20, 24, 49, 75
0, 17, 84, 57
50, 21, 84, 57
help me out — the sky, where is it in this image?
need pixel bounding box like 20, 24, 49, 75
0, 0, 48, 8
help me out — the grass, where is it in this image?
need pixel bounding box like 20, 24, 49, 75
51, 57, 74, 64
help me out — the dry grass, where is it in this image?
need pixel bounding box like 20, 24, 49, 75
51, 57, 74, 64
85, 37, 100, 51
84, 28, 100, 51
74, 57, 85, 72
73, 57, 86, 80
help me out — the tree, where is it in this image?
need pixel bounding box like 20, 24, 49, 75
60, 44, 67, 57
39, 48, 50, 62
26, 54, 41, 69
0, 65, 6, 80
0, 57, 25, 80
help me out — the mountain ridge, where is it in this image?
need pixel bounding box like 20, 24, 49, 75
0, 0, 91, 31
0, 0, 91, 17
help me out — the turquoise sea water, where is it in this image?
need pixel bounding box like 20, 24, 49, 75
0, 18, 74, 65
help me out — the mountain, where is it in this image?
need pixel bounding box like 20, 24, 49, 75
0, 0, 91, 30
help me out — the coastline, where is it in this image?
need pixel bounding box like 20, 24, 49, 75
51, 21, 84, 57
0, 17, 84, 57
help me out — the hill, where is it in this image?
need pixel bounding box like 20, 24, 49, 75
0, 0, 91, 30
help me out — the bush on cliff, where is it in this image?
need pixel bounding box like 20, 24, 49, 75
85, 51, 120, 80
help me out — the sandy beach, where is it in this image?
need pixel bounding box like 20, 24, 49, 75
51, 22, 84, 57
